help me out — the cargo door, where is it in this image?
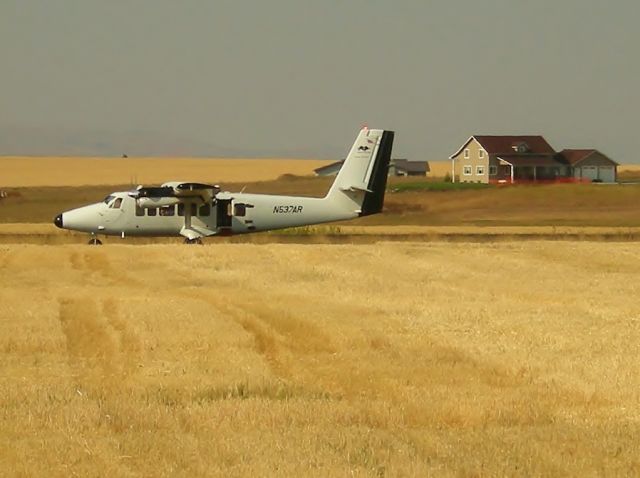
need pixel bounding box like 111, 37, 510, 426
216, 199, 232, 230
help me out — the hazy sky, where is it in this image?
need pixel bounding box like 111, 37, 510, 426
1, 1, 639, 161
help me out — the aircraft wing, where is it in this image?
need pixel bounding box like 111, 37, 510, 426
129, 182, 220, 205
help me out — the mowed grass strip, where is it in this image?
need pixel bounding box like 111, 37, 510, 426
0, 242, 639, 476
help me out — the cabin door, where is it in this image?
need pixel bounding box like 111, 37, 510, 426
216, 199, 232, 229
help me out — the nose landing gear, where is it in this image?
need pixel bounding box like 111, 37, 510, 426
88, 233, 103, 245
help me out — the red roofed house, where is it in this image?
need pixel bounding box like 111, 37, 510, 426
449, 135, 618, 183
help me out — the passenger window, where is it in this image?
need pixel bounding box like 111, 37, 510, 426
111, 198, 123, 209
234, 203, 246, 217
135, 204, 145, 216
147, 208, 157, 216
199, 204, 210, 216
177, 203, 185, 216
159, 205, 175, 216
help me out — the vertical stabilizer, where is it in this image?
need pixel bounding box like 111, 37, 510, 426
326, 128, 394, 216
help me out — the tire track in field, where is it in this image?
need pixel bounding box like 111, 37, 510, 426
181, 289, 335, 380
212, 300, 290, 378
57, 297, 143, 386
69, 250, 140, 287
189, 291, 607, 430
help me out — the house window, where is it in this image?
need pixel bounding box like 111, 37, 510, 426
463, 165, 472, 176
479, 149, 485, 159
464, 149, 470, 159
476, 166, 485, 175
489, 165, 497, 176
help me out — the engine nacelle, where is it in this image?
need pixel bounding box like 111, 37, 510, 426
137, 197, 181, 208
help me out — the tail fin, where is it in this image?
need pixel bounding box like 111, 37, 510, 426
327, 128, 395, 216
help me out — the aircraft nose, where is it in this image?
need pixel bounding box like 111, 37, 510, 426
53, 214, 63, 229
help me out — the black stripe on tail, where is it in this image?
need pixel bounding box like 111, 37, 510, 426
360, 130, 395, 216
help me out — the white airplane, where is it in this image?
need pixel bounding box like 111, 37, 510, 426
53, 128, 394, 244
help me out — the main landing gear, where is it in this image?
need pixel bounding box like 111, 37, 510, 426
88, 237, 103, 245
184, 237, 203, 245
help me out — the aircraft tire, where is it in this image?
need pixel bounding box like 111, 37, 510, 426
184, 238, 203, 245
88, 238, 103, 245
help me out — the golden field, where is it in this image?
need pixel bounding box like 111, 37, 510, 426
0, 157, 332, 187
1, 242, 639, 476
0, 156, 638, 187
425, 160, 451, 178
619, 164, 640, 173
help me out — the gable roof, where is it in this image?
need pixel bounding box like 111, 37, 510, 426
558, 149, 618, 166
497, 155, 566, 167
450, 135, 556, 158
393, 159, 430, 173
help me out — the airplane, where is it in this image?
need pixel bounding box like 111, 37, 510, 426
53, 128, 394, 244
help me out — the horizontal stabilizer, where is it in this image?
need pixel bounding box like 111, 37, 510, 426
340, 186, 372, 193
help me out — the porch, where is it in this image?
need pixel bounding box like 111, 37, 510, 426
494, 157, 570, 184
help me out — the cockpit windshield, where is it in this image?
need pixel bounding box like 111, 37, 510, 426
103, 195, 116, 204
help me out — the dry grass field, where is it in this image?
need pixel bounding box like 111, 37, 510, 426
0, 157, 332, 187
619, 164, 640, 174
425, 160, 451, 178
4, 176, 640, 227
1, 242, 639, 476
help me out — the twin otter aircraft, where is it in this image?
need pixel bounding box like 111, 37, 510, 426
54, 128, 394, 244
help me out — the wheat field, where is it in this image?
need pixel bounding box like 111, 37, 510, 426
619, 164, 640, 173
1, 242, 639, 476
0, 157, 332, 187
425, 160, 451, 178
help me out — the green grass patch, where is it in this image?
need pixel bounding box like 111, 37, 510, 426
389, 181, 492, 192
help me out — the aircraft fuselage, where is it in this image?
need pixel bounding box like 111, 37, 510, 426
55, 191, 361, 238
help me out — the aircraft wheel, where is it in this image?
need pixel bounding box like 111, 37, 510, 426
184, 238, 203, 245
88, 237, 103, 245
